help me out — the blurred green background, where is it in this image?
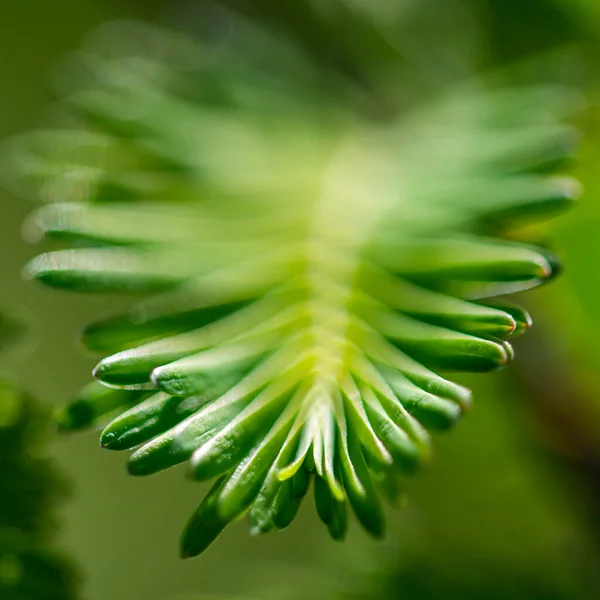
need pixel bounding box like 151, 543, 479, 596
2, 1, 600, 599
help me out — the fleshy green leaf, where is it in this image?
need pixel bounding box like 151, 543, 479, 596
6, 15, 579, 557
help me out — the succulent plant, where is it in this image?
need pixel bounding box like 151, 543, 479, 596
5, 12, 579, 557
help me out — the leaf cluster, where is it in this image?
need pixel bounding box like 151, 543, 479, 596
4, 10, 580, 557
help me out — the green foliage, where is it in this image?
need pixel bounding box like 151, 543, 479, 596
0, 310, 79, 599
5, 9, 580, 557
179, 374, 600, 600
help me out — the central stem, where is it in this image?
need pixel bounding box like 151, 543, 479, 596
304, 132, 400, 398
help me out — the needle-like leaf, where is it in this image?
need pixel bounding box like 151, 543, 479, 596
5, 11, 579, 557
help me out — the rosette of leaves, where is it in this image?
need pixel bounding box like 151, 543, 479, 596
0, 310, 79, 599
6, 13, 580, 557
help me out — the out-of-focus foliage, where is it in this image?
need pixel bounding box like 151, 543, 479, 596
0, 310, 79, 599
3, 0, 581, 558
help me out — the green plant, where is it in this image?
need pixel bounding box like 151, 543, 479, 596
0, 309, 79, 599
5, 10, 579, 558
